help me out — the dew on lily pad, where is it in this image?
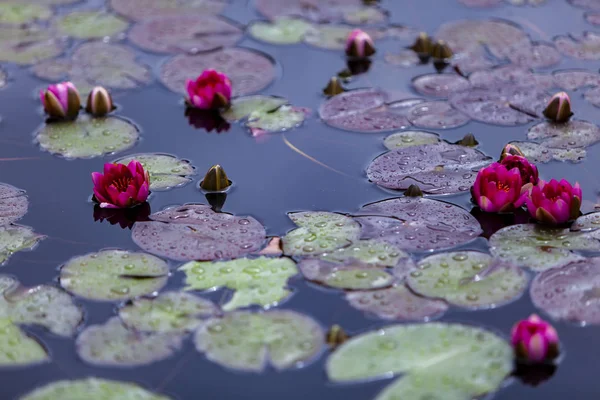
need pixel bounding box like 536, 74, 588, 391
0, 3, 51, 25
132, 204, 267, 261
0, 318, 48, 367
180, 257, 297, 310
255, 0, 366, 22
319, 239, 410, 267
194, 310, 324, 372
76, 317, 183, 367
468, 65, 555, 91
572, 211, 600, 232
406, 100, 470, 129
346, 284, 448, 321
553, 69, 600, 90
0, 183, 28, 225
326, 323, 512, 400
527, 120, 600, 150
489, 224, 600, 271
512, 140, 586, 163
113, 153, 195, 191
109, 0, 228, 21
367, 142, 491, 194
0, 225, 45, 266
555, 32, 600, 60
531, 257, 600, 325
282, 211, 361, 256
407, 251, 528, 309
249, 18, 313, 45
60, 249, 169, 301
160, 48, 276, 96
119, 292, 218, 333
129, 15, 243, 54
20, 378, 170, 400
383, 130, 440, 150
52, 11, 129, 39
411, 74, 471, 99
247, 105, 308, 135
0, 26, 64, 65
35, 115, 140, 159
299, 259, 397, 290
355, 197, 483, 252
222, 96, 288, 121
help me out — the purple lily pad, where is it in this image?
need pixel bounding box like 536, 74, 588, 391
160, 48, 276, 96
132, 204, 266, 261
584, 86, 600, 107
367, 142, 491, 194
452, 48, 496, 74
354, 197, 483, 252
346, 284, 448, 321
531, 257, 600, 325
568, 0, 600, 10
554, 32, 600, 60
299, 258, 396, 290
553, 69, 600, 90
129, 15, 243, 55
411, 74, 471, 99
405, 100, 470, 129
527, 120, 600, 150
469, 65, 555, 90
256, 0, 365, 22
507, 43, 562, 69
0, 183, 28, 225
511, 141, 586, 163
110, 0, 229, 21
319, 88, 387, 120
458, 0, 503, 6
585, 11, 600, 25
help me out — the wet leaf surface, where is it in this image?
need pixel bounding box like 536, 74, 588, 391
247, 105, 308, 135
507, 42, 562, 69
20, 378, 170, 400
160, 48, 276, 96
569, 0, 600, 10
383, 130, 440, 150
554, 32, 600, 60
0, 26, 64, 65
527, 120, 600, 150
0, 225, 44, 266
412, 74, 471, 99
249, 18, 313, 45
407, 251, 528, 309
0, 3, 51, 25
35, 115, 139, 159
180, 257, 297, 310
194, 310, 324, 372
0, 183, 28, 225
513, 140, 586, 163
60, 249, 169, 301
222, 96, 288, 121
132, 204, 267, 261
299, 259, 396, 290
553, 69, 600, 90
113, 153, 195, 191
52, 11, 129, 39
468, 65, 555, 91
110, 0, 228, 21
255, 0, 368, 22
318, 239, 409, 267
406, 100, 470, 129
76, 317, 183, 367
0, 318, 48, 367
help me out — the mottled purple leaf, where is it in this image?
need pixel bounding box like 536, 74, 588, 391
553, 69, 600, 90
411, 74, 471, 98
469, 65, 555, 90
511, 141, 586, 163
554, 32, 600, 60
406, 100, 470, 129
319, 88, 387, 120
110, 0, 228, 21
584, 86, 600, 107
507, 43, 561, 69
528, 120, 600, 150
0, 183, 27, 225
256, 0, 365, 22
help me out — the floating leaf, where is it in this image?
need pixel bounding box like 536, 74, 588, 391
527, 120, 600, 151
129, 15, 242, 54
489, 224, 600, 271
406, 100, 470, 129
0, 26, 64, 65
76, 317, 183, 367
326, 323, 512, 400
0, 183, 28, 225
343, 6, 388, 24
35, 115, 139, 159
304, 25, 354, 50
507, 43, 562, 69
412, 74, 471, 99
113, 153, 195, 191
572, 212, 600, 232
282, 211, 361, 256
194, 310, 324, 372
60, 249, 169, 301
119, 292, 217, 333
20, 378, 170, 400
222, 96, 288, 121
319, 239, 409, 267
247, 105, 308, 135
110, 0, 228, 21
0, 225, 45, 266
161, 48, 276, 96
583, 86, 600, 107
512, 141, 586, 163
383, 130, 440, 150
52, 11, 129, 39
407, 251, 527, 309
554, 32, 600, 60
299, 259, 395, 290
0, 3, 51, 25
180, 257, 297, 310
459, 0, 503, 6
249, 18, 313, 45
553, 69, 600, 90
0, 319, 48, 367
346, 285, 448, 321
355, 197, 483, 252
468, 65, 555, 91
531, 257, 600, 325
367, 142, 490, 194
132, 204, 267, 261
256, 0, 366, 22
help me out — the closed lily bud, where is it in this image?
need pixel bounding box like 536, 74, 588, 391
86, 86, 114, 117
500, 143, 525, 161
543, 92, 572, 123
326, 324, 349, 349
456, 133, 478, 147
511, 314, 560, 363
345, 29, 375, 58
40, 82, 81, 120
404, 184, 423, 197
200, 164, 231, 192
410, 32, 433, 56
323, 77, 346, 97
431, 40, 453, 60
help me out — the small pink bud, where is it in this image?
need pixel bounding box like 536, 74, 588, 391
345, 29, 375, 58
511, 314, 560, 363
40, 82, 81, 120
543, 92, 572, 123
86, 86, 114, 117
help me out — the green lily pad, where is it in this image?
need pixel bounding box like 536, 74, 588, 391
249, 17, 313, 44
572, 212, 600, 233
35, 115, 140, 159
119, 292, 218, 333
407, 251, 528, 309
327, 323, 512, 400
1, 275, 82, 336
303, 25, 353, 50
60, 249, 169, 301
76, 317, 183, 367
179, 257, 298, 311
247, 105, 308, 135
383, 130, 441, 150
221, 96, 288, 122
282, 212, 361, 256
299, 259, 396, 290
194, 310, 324, 372
489, 224, 600, 271
0, 3, 51, 25
511, 141, 586, 163
113, 153, 195, 191
319, 239, 409, 267
0, 183, 28, 225
20, 378, 170, 400
0, 224, 45, 266
0, 26, 64, 65
0, 318, 48, 367
52, 11, 129, 39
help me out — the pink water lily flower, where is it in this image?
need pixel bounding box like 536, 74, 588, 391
500, 155, 539, 189
40, 81, 81, 120
92, 161, 150, 209
185, 69, 232, 110
525, 178, 582, 225
511, 314, 560, 363
345, 29, 375, 58
471, 163, 525, 213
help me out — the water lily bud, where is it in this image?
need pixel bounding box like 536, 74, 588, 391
326, 324, 349, 348
431, 40, 453, 60
525, 179, 581, 225
40, 81, 81, 120
186, 69, 232, 110
86, 86, 114, 117
456, 133, 478, 147
200, 164, 231, 192
543, 92, 572, 123
404, 184, 424, 197
323, 77, 346, 97
410, 32, 433, 56
511, 314, 560, 363
345, 29, 376, 58
500, 143, 525, 161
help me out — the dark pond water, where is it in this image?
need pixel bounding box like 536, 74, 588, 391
2, 0, 600, 399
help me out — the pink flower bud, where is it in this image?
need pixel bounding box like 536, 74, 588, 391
92, 161, 150, 209
86, 86, 114, 117
40, 82, 81, 120
185, 69, 232, 110
345, 29, 375, 58
543, 92, 572, 123
525, 178, 582, 225
471, 163, 526, 213
511, 314, 560, 363
500, 155, 539, 187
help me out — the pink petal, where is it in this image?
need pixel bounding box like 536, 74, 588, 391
527, 333, 548, 362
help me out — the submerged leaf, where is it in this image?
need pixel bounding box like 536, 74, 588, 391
0, 183, 28, 226
0, 225, 45, 266
20, 378, 170, 400
0, 319, 48, 367
52, 11, 129, 39
249, 18, 313, 44
113, 153, 195, 191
